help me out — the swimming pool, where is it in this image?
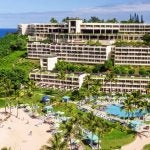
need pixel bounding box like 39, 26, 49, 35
105, 104, 147, 118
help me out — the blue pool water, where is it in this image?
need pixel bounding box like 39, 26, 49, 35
106, 104, 147, 118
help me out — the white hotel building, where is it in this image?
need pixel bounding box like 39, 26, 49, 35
18, 19, 150, 93
18, 19, 150, 42
30, 69, 150, 94
27, 42, 113, 64
27, 42, 150, 66
114, 46, 150, 66
27, 56, 150, 94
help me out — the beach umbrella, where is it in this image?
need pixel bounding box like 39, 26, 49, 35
62, 96, 70, 102
43, 105, 53, 113
41, 95, 50, 103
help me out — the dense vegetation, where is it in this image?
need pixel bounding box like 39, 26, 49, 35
0, 33, 39, 95
115, 40, 145, 47
0, 33, 27, 57
54, 60, 150, 76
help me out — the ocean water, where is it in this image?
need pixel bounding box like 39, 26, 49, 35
0, 28, 17, 38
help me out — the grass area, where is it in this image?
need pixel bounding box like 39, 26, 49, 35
53, 102, 83, 117
101, 129, 135, 150
0, 51, 25, 69
143, 144, 150, 150
0, 51, 39, 72
0, 99, 5, 108
145, 121, 150, 125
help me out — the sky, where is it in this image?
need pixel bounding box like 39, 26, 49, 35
0, 0, 150, 28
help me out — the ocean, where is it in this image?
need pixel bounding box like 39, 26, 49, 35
0, 28, 17, 38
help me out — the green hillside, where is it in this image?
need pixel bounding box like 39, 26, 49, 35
0, 33, 39, 92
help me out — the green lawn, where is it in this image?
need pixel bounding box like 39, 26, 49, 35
143, 144, 150, 150
0, 99, 5, 108
101, 129, 135, 150
53, 102, 82, 116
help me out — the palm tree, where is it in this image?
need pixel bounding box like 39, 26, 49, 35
82, 112, 110, 149
15, 89, 25, 117
83, 75, 92, 91
121, 95, 135, 121
82, 75, 97, 101
63, 117, 81, 150
90, 79, 102, 100
26, 80, 36, 97
104, 71, 116, 95
3, 78, 14, 114
57, 71, 67, 89
41, 133, 67, 150
0, 77, 8, 113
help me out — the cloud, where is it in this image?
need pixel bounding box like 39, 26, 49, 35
0, 2, 150, 28
78, 3, 150, 13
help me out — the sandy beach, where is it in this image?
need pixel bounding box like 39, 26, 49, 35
121, 127, 150, 150
0, 108, 51, 150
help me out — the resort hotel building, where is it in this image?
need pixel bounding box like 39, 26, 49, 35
18, 18, 150, 94
19, 19, 150, 42
27, 42, 113, 64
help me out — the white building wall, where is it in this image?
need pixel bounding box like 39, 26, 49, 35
40, 58, 44, 69
47, 57, 58, 71
78, 74, 87, 88
76, 20, 82, 33
19, 24, 28, 35
106, 46, 112, 60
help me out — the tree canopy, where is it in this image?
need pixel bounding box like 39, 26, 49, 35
50, 17, 58, 23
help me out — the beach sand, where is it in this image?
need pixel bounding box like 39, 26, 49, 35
0, 108, 51, 150
121, 127, 150, 150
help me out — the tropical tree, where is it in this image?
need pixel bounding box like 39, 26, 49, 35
88, 16, 104, 23
91, 79, 102, 99
50, 18, 58, 23
106, 18, 118, 23
81, 75, 93, 100
57, 71, 67, 90
143, 34, 150, 45
104, 71, 116, 95
15, 89, 25, 117
26, 80, 36, 97
146, 82, 150, 95
121, 95, 135, 121
83, 112, 110, 148
57, 71, 66, 80
84, 112, 98, 146
42, 133, 67, 150
0, 77, 8, 112
62, 17, 70, 23
3, 78, 14, 113
63, 115, 83, 150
